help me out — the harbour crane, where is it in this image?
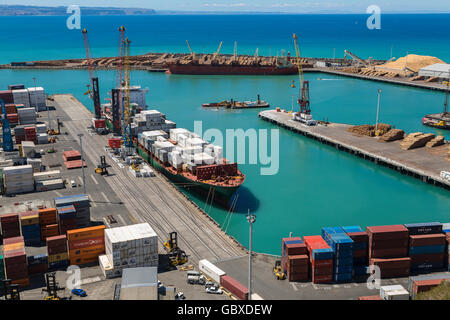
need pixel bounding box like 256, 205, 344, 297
1, 99, 13, 152
122, 37, 134, 155
292, 33, 316, 126
186, 40, 196, 60
344, 49, 369, 67
116, 26, 126, 91
213, 41, 223, 59
82, 29, 102, 120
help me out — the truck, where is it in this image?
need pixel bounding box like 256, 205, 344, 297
187, 271, 206, 285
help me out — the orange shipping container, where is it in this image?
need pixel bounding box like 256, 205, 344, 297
69, 245, 105, 258
67, 225, 105, 242
3, 242, 25, 251
68, 236, 104, 250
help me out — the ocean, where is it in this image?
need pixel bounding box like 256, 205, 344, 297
0, 14, 449, 255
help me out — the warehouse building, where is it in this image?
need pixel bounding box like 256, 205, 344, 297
418, 63, 450, 80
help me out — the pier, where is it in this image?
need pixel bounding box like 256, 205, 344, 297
259, 110, 450, 190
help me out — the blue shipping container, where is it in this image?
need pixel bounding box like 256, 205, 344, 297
342, 226, 363, 233
409, 245, 445, 255
404, 222, 442, 235
311, 248, 334, 260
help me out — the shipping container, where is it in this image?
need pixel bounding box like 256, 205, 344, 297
198, 259, 226, 283
220, 275, 248, 300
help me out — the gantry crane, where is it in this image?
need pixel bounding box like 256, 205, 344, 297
1, 99, 13, 152
82, 29, 102, 122
122, 37, 134, 154
292, 33, 316, 126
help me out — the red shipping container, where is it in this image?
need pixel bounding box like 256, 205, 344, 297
354, 249, 368, 258
312, 265, 333, 276
409, 234, 446, 247
65, 160, 87, 169
62, 150, 81, 162
370, 257, 411, 270
1, 213, 20, 223
108, 138, 121, 149
311, 259, 333, 268
370, 238, 409, 250
378, 268, 410, 279
346, 231, 369, 243
220, 275, 249, 300
11, 277, 30, 288
366, 225, 409, 241
288, 273, 309, 282
3, 236, 24, 245
312, 274, 333, 284
68, 236, 105, 250
46, 235, 67, 246
47, 244, 68, 255
0, 90, 14, 104
284, 242, 308, 256
28, 264, 48, 275
304, 235, 330, 251
413, 279, 447, 295
370, 247, 409, 259
4, 249, 27, 265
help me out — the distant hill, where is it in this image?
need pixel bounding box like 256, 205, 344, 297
0, 5, 156, 16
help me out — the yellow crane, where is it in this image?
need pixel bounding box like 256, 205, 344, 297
186, 40, 196, 60
213, 41, 223, 59
293, 33, 311, 115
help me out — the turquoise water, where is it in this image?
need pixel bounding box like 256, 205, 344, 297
1, 14, 450, 64
1, 68, 449, 255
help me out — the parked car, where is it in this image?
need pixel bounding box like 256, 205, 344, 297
205, 286, 223, 294
175, 292, 185, 300
71, 288, 87, 297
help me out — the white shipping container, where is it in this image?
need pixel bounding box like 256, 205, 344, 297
34, 170, 62, 182
198, 259, 226, 283
35, 179, 64, 192
380, 285, 409, 300
3, 165, 33, 176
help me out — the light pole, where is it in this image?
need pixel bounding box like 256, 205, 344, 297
247, 210, 256, 300
375, 89, 382, 133
78, 133, 86, 194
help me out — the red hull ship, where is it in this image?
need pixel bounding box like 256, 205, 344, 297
166, 63, 299, 75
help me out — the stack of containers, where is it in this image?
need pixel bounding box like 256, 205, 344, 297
24, 126, 37, 143
281, 237, 309, 282
3, 236, 29, 287
28, 87, 46, 111
102, 223, 158, 277
0, 90, 14, 104
0, 213, 21, 238
342, 226, 369, 278
12, 89, 30, 108
3, 165, 34, 195
445, 224, 450, 271
38, 208, 58, 242
322, 227, 354, 283
27, 254, 49, 275
367, 225, 411, 278
47, 235, 69, 269
14, 126, 26, 144
405, 222, 446, 274
7, 113, 19, 125
5, 103, 17, 114
67, 226, 105, 266
55, 194, 91, 227
408, 273, 450, 299
57, 205, 77, 235
19, 211, 41, 245
18, 108, 36, 125
303, 236, 334, 284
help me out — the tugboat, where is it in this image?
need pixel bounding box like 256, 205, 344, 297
422, 82, 450, 130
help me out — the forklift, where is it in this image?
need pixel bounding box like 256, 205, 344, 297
42, 272, 69, 300
273, 260, 286, 280
95, 155, 109, 175
163, 232, 188, 267
2, 280, 21, 300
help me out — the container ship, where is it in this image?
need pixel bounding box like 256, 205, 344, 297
166, 52, 302, 76
104, 106, 245, 204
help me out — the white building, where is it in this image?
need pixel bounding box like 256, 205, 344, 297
418, 63, 450, 79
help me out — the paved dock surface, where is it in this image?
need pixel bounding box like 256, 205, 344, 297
54, 94, 247, 265
259, 110, 450, 189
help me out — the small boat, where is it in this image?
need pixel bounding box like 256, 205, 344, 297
422, 82, 450, 130
202, 95, 270, 109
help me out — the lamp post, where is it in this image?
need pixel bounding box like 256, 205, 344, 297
78, 133, 86, 194
247, 210, 256, 300
375, 89, 382, 133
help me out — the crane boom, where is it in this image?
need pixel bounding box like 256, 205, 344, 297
82, 28, 102, 120
213, 41, 223, 59
1, 99, 13, 152
186, 40, 196, 60
344, 50, 368, 67
122, 37, 133, 151
293, 33, 310, 115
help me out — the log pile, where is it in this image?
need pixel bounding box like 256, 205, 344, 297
380, 129, 405, 142
426, 136, 445, 148
347, 123, 391, 137
400, 133, 435, 150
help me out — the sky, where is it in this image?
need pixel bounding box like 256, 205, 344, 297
2, 0, 450, 13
